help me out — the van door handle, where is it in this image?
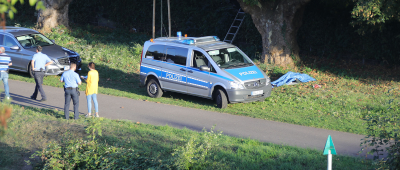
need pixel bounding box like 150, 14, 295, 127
180, 68, 186, 71
188, 70, 193, 73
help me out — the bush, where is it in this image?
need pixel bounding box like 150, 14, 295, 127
172, 127, 226, 170
361, 88, 400, 169
31, 121, 227, 169
31, 139, 164, 169
31, 117, 165, 169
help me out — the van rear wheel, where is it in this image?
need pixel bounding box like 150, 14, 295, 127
215, 89, 228, 109
146, 79, 163, 98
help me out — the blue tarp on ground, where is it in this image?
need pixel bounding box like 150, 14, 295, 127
271, 71, 316, 87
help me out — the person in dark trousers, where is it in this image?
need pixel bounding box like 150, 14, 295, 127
30, 46, 52, 102
0, 47, 12, 100
60, 62, 81, 120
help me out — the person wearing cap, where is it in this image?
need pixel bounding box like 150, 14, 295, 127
0, 47, 12, 100
60, 62, 81, 120
30, 45, 52, 102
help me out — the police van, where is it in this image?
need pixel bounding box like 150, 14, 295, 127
139, 36, 272, 108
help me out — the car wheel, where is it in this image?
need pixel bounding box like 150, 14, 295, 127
215, 89, 228, 109
28, 64, 34, 78
146, 78, 163, 98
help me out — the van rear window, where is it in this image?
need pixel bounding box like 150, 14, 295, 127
145, 45, 188, 66
145, 45, 165, 61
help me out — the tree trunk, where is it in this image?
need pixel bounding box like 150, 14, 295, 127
238, 0, 310, 67
37, 0, 73, 32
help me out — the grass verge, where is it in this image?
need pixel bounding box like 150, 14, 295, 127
0, 102, 376, 169
7, 23, 400, 135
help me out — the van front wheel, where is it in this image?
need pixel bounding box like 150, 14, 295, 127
146, 79, 163, 98
215, 89, 228, 109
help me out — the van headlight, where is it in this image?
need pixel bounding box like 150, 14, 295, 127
230, 81, 244, 89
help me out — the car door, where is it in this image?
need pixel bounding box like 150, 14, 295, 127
186, 50, 211, 97
161, 46, 188, 93
2, 35, 24, 71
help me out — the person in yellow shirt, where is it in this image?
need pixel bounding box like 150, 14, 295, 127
84, 62, 99, 117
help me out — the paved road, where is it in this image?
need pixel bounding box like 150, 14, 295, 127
3, 79, 374, 158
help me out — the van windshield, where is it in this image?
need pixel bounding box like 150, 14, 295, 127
207, 47, 253, 69
16, 34, 54, 49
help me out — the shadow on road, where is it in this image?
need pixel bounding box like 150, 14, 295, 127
8, 93, 63, 110
2, 93, 86, 117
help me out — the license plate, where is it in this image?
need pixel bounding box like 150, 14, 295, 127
251, 90, 263, 96
64, 66, 70, 70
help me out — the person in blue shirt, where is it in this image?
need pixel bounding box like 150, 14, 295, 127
30, 46, 52, 102
60, 62, 81, 120
0, 47, 12, 100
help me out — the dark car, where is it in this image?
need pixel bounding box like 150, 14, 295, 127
0, 26, 82, 77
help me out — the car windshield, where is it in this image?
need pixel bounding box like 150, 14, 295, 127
16, 34, 54, 49
207, 47, 253, 69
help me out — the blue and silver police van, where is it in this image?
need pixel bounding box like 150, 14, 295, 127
139, 36, 272, 108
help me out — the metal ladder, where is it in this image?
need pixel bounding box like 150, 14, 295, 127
223, 8, 245, 44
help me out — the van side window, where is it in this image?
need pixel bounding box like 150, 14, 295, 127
192, 50, 216, 73
145, 45, 165, 60
166, 46, 188, 66
166, 48, 176, 63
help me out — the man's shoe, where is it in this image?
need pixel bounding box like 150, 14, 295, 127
5, 97, 10, 100
38, 99, 47, 102
30, 96, 36, 100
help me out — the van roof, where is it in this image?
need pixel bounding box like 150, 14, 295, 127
153, 36, 236, 51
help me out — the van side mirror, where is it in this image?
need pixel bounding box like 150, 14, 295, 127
10, 45, 20, 50
51, 40, 55, 44
200, 65, 210, 72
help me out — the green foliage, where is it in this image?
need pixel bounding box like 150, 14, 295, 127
298, 0, 400, 65
351, 0, 400, 34
67, 0, 262, 60
31, 139, 162, 169
258, 62, 268, 72
0, 0, 43, 19
85, 117, 104, 141
172, 126, 223, 169
242, 0, 260, 6
30, 113, 162, 169
361, 88, 400, 169
271, 65, 288, 75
